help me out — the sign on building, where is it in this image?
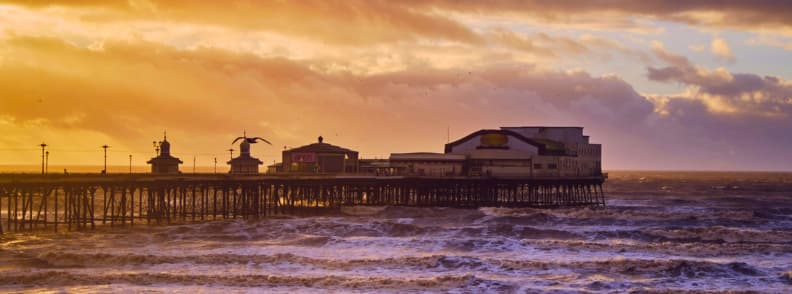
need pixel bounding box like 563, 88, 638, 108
292, 152, 317, 163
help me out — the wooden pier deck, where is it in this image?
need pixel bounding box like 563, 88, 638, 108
0, 174, 606, 234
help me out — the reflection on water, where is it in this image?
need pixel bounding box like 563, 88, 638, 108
1, 171, 791, 292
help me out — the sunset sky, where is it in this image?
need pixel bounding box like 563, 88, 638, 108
1, 1, 791, 171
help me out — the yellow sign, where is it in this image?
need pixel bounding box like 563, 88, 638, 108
480, 133, 508, 146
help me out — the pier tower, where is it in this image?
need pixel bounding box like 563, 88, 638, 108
228, 139, 263, 175
147, 134, 183, 174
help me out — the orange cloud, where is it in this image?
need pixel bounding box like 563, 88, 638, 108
0, 36, 660, 167
6, 0, 792, 43
11, 34, 785, 171
711, 37, 735, 62
648, 43, 792, 117
1, 1, 482, 45
415, 0, 792, 34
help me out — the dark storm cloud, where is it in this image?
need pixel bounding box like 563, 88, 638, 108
5, 0, 792, 42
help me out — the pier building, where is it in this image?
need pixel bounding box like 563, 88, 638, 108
147, 135, 182, 174
358, 159, 390, 175
499, 126, 602, 177
228, 139, 263, 175
282, 136, 359, 173
388, 126, 601, 177
388, 153, 466, 176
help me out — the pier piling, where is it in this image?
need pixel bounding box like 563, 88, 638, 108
0, 175, 605, 234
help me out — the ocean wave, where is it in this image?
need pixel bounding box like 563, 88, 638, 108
527, 238, 792, 259
478, 206, 759, 226
48, 206, 774, 247
0, 272, 482, 290
643, 226, 792, 244
498, 257, 764, 279
29, 252, 501, 273
276, 235, 334, 247
4, 171, 792, 292
372, 206, 485, 221
340, 206, 387, 216
26, 251, 771, 281
157, 218, 441, 241
781, 271, 792, 284
753, 208, 792, 221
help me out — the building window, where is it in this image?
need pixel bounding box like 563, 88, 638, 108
548, 164, 558, 169
533, 164, 542, 169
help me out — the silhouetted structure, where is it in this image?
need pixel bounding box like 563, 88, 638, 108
228, 138, 264, 175
39, 143, 47, 175
0, 174, 606, 234
388, 127, 602, 177
0, 127, 608, 235
282, 136, 359, 173
232, 133, 271, 145
147, 134, 182, 174
266, 162, 283, 174
389, 153, 465, 176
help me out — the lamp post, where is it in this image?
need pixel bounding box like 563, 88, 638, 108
193, 155, 196, 174
45, 151, 49, 175
153, 141, 160, 156
214, 157, 217, 174
101, 145, 109, 174
129, 154, 132, 175
228, 148, 234, 160
39, 142, 47, 175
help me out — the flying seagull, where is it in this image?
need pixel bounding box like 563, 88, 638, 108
232, 131, 272, 145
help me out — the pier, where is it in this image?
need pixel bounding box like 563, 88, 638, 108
0, 175, 605, 234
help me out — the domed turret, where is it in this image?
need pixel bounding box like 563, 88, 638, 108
147, 132, 182, 174
160, 138, 171, 156
239, 140, 251, 155
228, 131, 269, 175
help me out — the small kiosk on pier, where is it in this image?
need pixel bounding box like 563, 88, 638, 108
228, 139, 263, 175
147, 134, 182, 174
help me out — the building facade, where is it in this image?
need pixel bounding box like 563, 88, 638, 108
282, 136, 359, 173
267, 127, 601, 178
387, 126, 601, 177
440, 127, 601, 177
388, 153, 466, 176
500, 126, 602, 176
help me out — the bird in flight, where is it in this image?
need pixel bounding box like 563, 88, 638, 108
232, 131, 272, 145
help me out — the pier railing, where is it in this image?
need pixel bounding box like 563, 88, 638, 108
0, 175, 605, 234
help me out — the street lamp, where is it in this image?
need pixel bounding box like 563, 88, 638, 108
214, 157, 217, 174
153, 141, 160, 156
39, 142, 47, 175
101, 145, 109, 174
45, 151, 49, 175
129, 154, 133, 175
228, 148, 234, 160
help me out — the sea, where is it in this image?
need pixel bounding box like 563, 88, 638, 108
1, 171, 791, 293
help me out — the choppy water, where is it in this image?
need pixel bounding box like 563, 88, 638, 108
1, 171, 791, 293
